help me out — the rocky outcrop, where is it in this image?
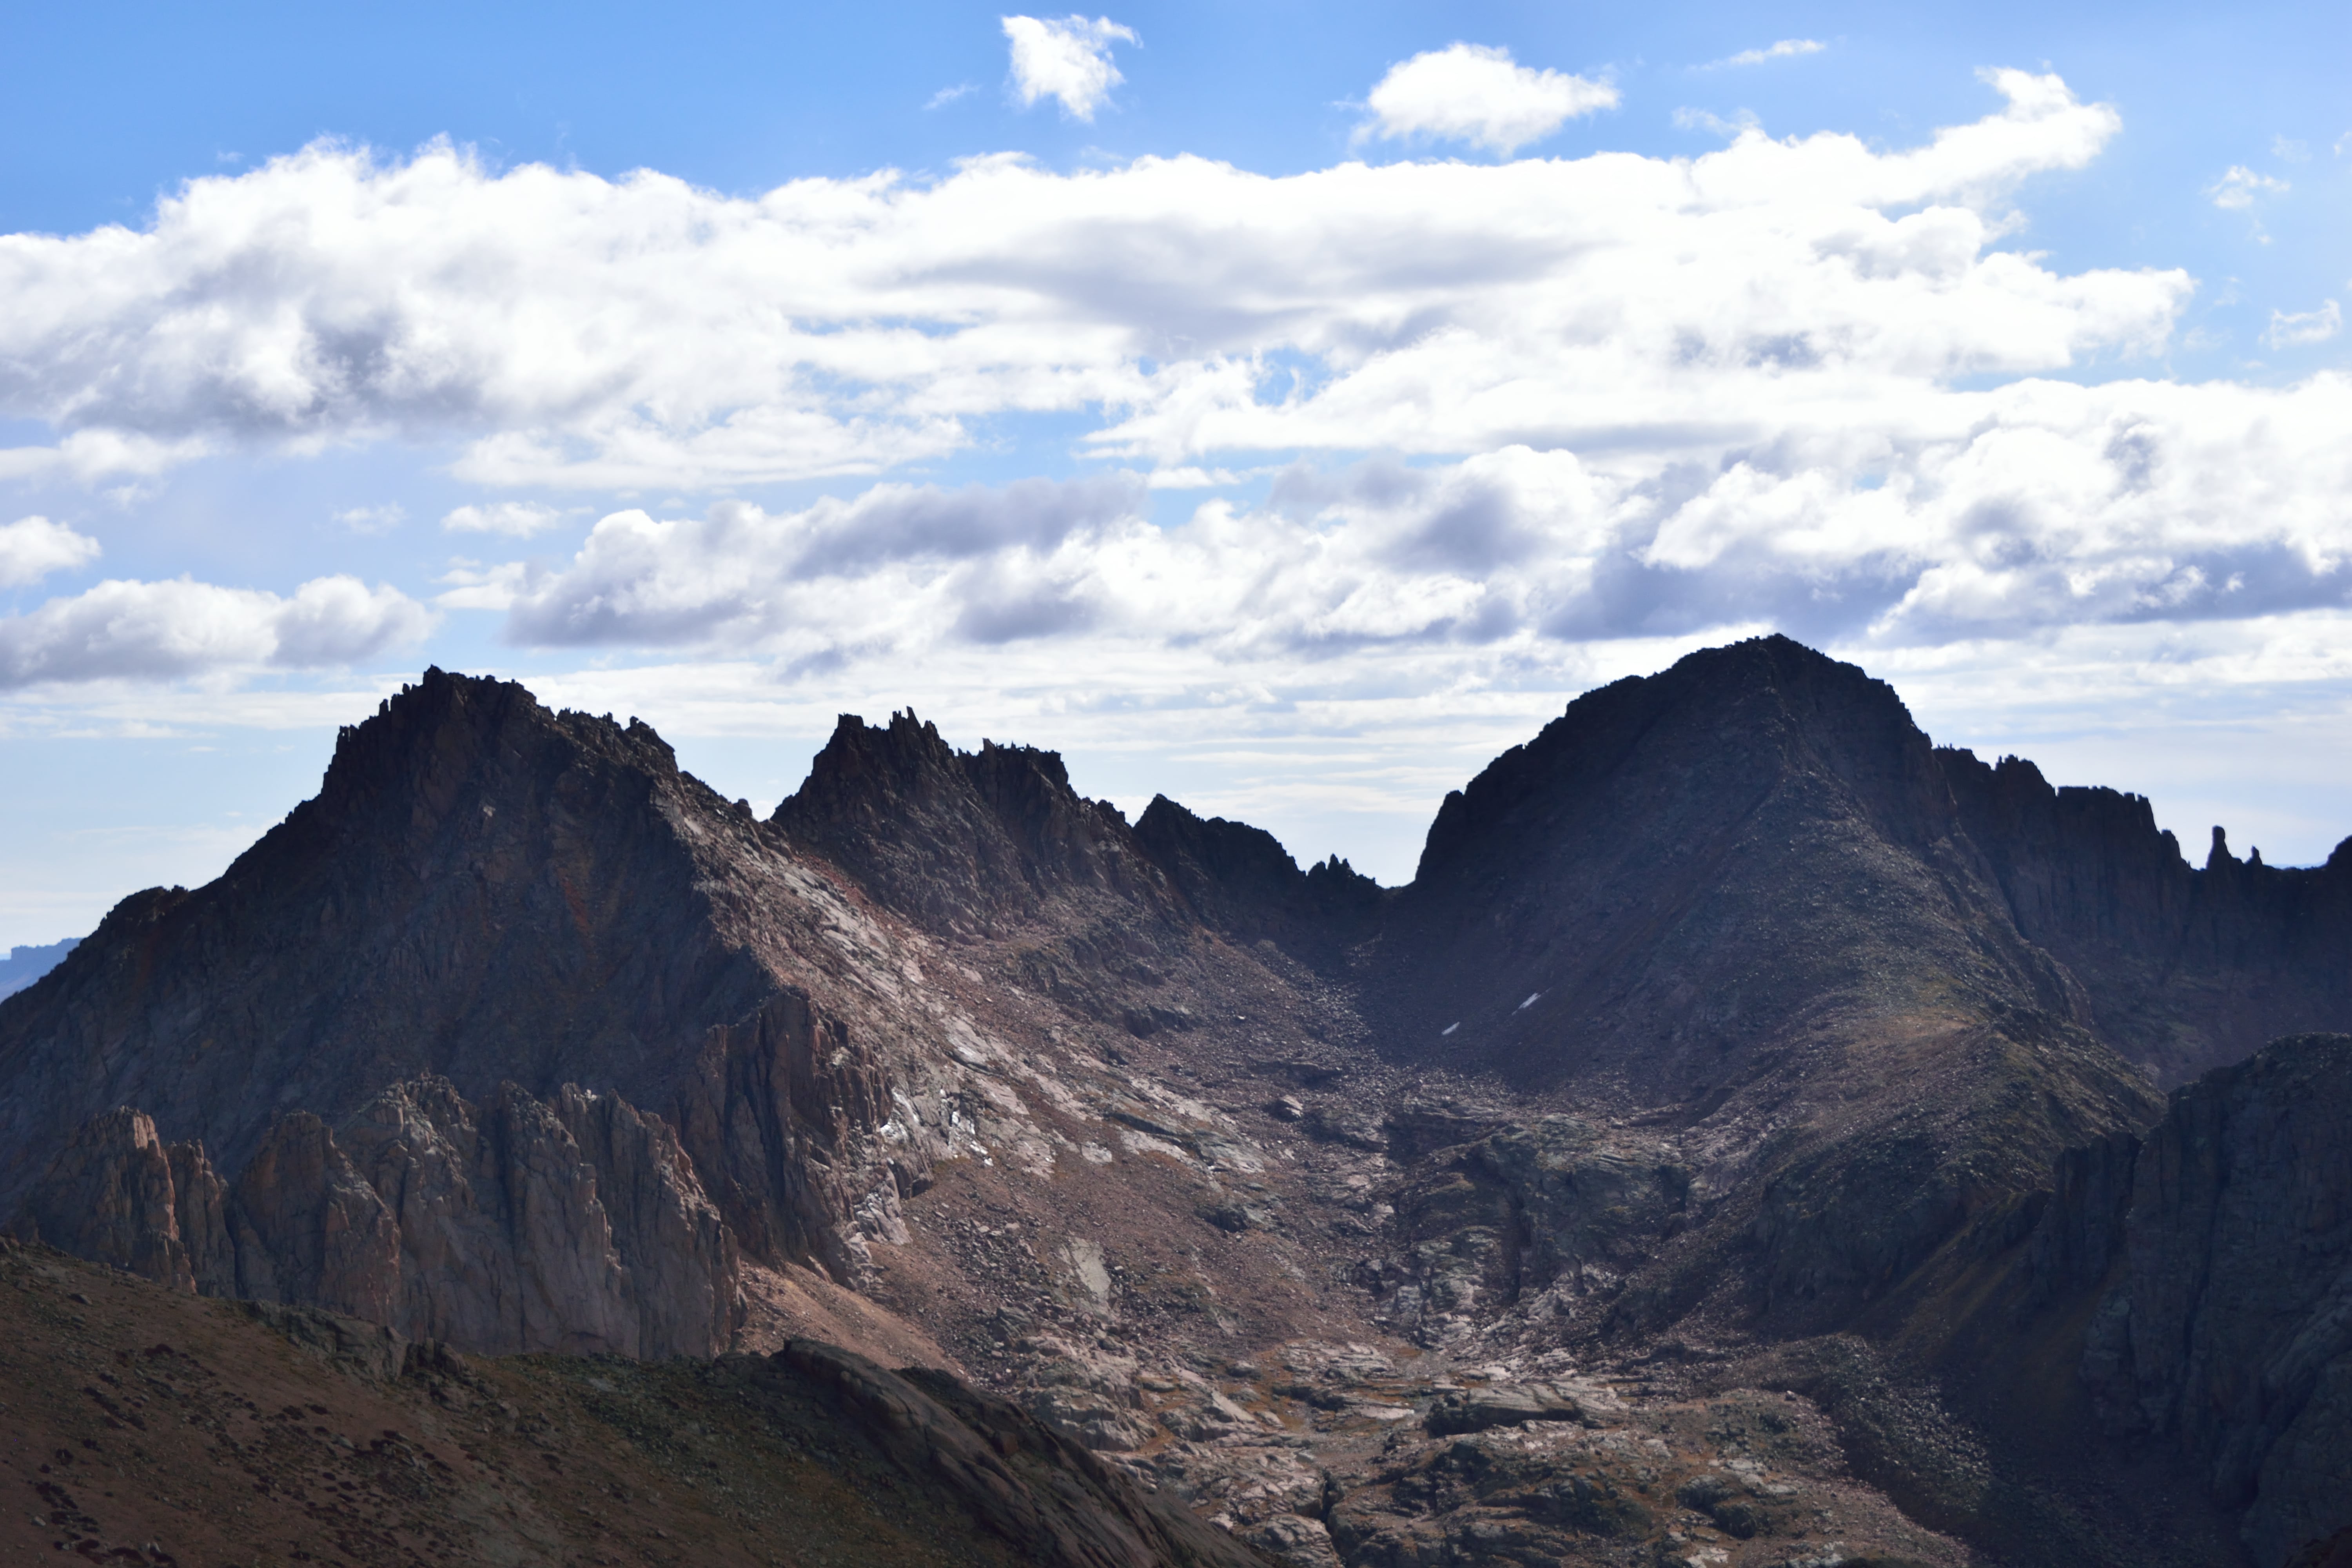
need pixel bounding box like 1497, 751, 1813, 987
17, 1107, 200, 1292
230, 1109, 405, 1325
1424, 1377, 1625, 1436
16, 1074, 744, 1357
1943, 753, 2352, 1083
1132, 795, 1381, 958
775, 710, 1172, 937
553, 1082, 741, 1356
2073, 1034, 2352, 1565
678, 988, 908, 1289
1363, 1116, 1690, 1343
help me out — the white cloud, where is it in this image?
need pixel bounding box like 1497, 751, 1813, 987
442, 501, 568, 537
925, 83, 976, 111
1711, 39, 1827, 69
1002, 15, 1135, 120
0, 575, 433, 687
1361, 43, 1617, 154
0, 71, 2154, 494
470, 370, 2352, 675
2272, 136, 2310, 163
2208, 165, 2289, 209
503, 475, 1141, 647
0, 431, 209, 484
0, 517, 102, 587
332, 503, 406, 534
2264, 300, 2342, 348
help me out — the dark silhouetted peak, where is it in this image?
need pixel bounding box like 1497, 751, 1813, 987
1304, 853, 1379, 902
1135, 796, 1300, 916
0, 667, 795, 1229
1375, 633, 2118, 1187
775, 710, 1166, 936
310, 667, 685, 846
1942, 741, 2352, 1082
1412, 635, 1947, 888
1134, 795, 1383, 955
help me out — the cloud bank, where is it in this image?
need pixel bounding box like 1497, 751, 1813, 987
4, 65, 2347, 754
0, 70, 2156, 495
485, 367, 2352, 675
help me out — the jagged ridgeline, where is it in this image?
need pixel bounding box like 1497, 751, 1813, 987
4, 638, 2350, 1568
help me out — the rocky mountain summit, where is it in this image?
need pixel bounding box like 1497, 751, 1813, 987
4, 636, 2349, 1568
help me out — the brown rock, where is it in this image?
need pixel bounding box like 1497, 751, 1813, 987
16, 1107, 194, 1292
553, 1082, 744, 1356
231, 1111, 402, 1324
339, 1076, 641, 1356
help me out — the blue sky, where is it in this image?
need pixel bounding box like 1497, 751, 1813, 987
2, 1, 2350, 946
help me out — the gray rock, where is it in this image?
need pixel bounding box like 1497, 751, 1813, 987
1424, 1379, 1624, 1436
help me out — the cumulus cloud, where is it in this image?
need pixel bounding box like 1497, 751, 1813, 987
501, 475, 1140, 647
2263, 300, 2341, 348
1710, 39, 1826, 69
442, 501, 568, 537
470, 366, 2352, 675
2208, 165, 2289, 209
0, 70, 2158, 494
0, 517, 102, 587
1361, 43, 1617, 154
0, 575, 433, 688
1002, 15, 1135, 120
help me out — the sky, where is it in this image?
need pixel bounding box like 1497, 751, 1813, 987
3, 0, 2350, 947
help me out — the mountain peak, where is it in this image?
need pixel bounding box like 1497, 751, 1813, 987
775, 711, 1159, 936
1412, 634, 1941, 890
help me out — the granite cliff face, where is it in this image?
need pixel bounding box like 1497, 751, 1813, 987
6, 637, 2352, 1568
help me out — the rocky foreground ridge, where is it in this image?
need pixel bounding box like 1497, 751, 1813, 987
3, 637, 2350, 1568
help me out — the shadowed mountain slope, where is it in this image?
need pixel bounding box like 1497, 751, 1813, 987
1365, 635, 2352, 1093
8, 638, 2352, 1568
0, 669, 988, 1351
1942, 753, 2352, 1082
